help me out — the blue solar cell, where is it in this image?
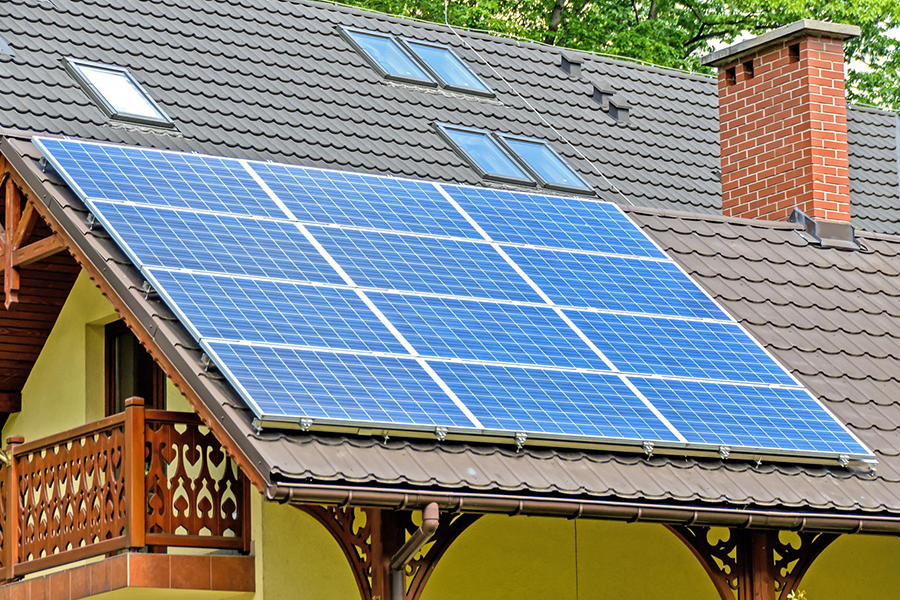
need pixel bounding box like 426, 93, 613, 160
367, 292, 606, 370
442, 184, 666, 258
34, 137, 282, 218
506, 245, 727, 320
249, 162, 479, 238
148, 269, 406, 354
207, 343, 475, 427
92, 202, 344, 284
630, 377, 868, 454
566, 311, 795, 385
309, 226, 543, 303
430, 361, 678, 440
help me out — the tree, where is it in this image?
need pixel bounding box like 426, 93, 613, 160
341, 0, 900, 110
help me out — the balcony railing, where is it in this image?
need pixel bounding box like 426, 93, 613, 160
0, 397, 250, 580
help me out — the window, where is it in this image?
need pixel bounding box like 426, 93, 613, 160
404, 40, 493, 96
499, 135, 592, 192
66, 58, 173, 127
438, 124, 593, 193
438, 125, 535, 185
342, 29, 437, 86
105, 321, 165, 415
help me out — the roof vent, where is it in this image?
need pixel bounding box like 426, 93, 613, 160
560, 53, 582, 78
0, 35, 14, 57
592, 81, 630, 124
789, 208, 860, 250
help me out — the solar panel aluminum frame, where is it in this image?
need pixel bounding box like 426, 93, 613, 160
63, 58, 176, 129
495, 133, 595, 195
398, 38, 496, 98
31, 136, 876, 469
339, 26, 439, 88
434, 123, 538, 187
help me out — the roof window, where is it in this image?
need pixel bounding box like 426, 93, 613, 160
342, 28, 437, 86
65, 58, 173, 127
404, 40, 493, 96
437, 125, 535, 185
438, 124, 592, 193
499, 134, 592, 192
343, 28, 492, 96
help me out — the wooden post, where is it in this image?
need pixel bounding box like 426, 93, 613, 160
4, 183, 20, 309
737, 529, 776, 600
123, 397, 146, 549
4, 435, 23, 578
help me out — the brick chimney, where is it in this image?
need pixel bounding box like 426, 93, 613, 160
702, 20, 860, 222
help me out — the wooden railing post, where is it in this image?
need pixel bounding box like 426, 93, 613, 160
123, 397, 146, 550
4, 435, 23, 578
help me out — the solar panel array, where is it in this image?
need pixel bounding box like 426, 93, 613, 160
34, 136, 872, 461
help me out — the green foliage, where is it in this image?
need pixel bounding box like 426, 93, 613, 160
788, 591, 808, 600
338, 0, 900, 110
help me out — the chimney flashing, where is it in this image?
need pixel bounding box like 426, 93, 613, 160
789, 209, 860, 251
701, 19, 860, 67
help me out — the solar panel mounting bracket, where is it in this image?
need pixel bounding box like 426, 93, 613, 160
300, 417, 313, 432
141, 280, 158, 300
435, 427, 448, 442
718, 446, 731, 460
642, 441, 654, 458
515, 432, 527, 452
838, 454, 849, 468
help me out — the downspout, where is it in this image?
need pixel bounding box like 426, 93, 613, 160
389, 502, 440, 600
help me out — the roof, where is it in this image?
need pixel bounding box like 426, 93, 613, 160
2, 0, 900, 523
0, 0, 897, 229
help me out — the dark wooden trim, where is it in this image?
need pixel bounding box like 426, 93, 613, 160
0, 392, 20, 413
13, 537, 127, 577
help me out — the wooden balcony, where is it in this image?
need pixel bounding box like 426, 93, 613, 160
0, 397, 251, 587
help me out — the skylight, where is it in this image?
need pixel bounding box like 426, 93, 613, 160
438, 125, 535, 185
499, 135, 592, 192
404, 40, 493, 96
343, 29, 437, 86
66, 59, 172, 126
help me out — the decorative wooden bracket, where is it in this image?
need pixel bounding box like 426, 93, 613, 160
0, 177, 65, 308
298, 505, 480, 600
668, 525, 838, 600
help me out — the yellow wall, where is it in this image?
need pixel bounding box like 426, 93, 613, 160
801, 534, 900, 599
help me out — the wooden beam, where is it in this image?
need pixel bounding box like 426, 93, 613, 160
12, 234, 64, 268
4, 181, 19, 308
0, 391, 20, 413
11, 201, 36, 249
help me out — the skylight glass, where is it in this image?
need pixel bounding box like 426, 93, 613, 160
440, 126, 534, 184
500, 136, 591, 192
67, 59, 171, 126
404, 40, 492, 95
345, 29, 436, 85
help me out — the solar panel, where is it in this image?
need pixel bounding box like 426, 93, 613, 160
630, 377, 869, 455
442, 184, 667, 258
565, 311, 795, 385
505, 245, 726, 319
251, 161, 480, 238
207, 343, 475, 427
35, 137, 281, 218
310, 226, 544, 303
367, 292, 607, 370
35, 136, 873, 465
428, 361, 679, 440
148, 269, 408, 354
91, 202, 344, 284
